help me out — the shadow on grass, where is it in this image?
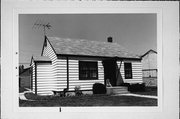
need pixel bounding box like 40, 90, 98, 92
19, 93, 157, 107
130, 87, 157, 96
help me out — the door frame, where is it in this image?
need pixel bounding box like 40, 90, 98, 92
103, 58, 117, 86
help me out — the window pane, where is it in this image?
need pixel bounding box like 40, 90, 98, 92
90, 70, 97, 78
124, 63, 132, 79
79, 61, 98, 80
80, 71, 89, 78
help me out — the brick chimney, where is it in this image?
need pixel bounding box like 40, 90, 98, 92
107, 37, 113, 43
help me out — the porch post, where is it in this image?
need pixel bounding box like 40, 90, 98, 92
66, 57, 69, 90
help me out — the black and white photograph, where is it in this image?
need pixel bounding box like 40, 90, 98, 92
19, 14, 158, 107
1, 1, 179, 119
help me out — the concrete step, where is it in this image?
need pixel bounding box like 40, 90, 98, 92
107, 86, 129, 95
113, 90, 129, 94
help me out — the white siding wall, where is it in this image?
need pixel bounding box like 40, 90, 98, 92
142, 52, 157, 70
141, 52, 157, 78
42, 40, 58, 77
31, 61, 35, 93
117, 61, 143, 84
56, 59, 104, 91
39, 40, 59, 95
56, 59, 67, 91
36, 63, 55, 95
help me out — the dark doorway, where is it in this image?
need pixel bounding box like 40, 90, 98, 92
103, 59, 117, 86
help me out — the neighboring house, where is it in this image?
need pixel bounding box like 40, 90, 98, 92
141, 49, 157, 86
19, 67, 32, 88
30, 36, 143, 95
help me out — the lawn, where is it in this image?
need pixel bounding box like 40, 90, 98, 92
131, 87, 157, 96
19, 93, 157, 107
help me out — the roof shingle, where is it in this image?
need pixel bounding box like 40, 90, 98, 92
47, 36, 140, 59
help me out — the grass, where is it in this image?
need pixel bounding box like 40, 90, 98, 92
131, 87, 157, 96
19, 93, 157, 107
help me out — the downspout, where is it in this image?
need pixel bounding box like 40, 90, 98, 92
66, 57, 69, 90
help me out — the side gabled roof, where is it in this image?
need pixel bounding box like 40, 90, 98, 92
46, 36, 140, 59
141, 49, 157, 58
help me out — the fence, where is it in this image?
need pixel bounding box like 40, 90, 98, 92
142, 69, 157, 78
142, 69, 157, 87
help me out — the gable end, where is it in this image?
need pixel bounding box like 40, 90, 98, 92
41, 36, 57, 57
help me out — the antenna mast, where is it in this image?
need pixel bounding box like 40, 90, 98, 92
33, 19, 52, 36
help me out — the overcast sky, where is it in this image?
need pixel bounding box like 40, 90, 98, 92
19, 14, 157, 67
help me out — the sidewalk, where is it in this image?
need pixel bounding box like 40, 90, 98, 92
115, 93, 157, 99
19, 89, 34, 101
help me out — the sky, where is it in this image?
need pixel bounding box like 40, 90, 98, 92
19, 14, 157, 67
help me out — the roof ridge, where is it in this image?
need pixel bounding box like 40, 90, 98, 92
47, 36, 121, 45
46, 36, 140, 59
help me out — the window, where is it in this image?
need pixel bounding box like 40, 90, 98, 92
79, 61, 98, 80
124, 62, 132, 79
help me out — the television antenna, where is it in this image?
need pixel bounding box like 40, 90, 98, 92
33, 19, 52, 36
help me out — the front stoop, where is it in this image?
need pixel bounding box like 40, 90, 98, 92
106, 86, 129, 95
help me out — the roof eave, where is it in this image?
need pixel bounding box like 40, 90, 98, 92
34, 60, 52, 63
57, 54, 141, 61
141, 49, 157, 58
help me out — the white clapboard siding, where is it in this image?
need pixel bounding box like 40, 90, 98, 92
56, 62, 67, 76
56, 59, 74, 90
42, 39, 59, 79
67, 60, 104, 91
42, 40, 57, 62
98, 61, 104, 80
51, 59, 68, 91
132, 62, 142, 82
40, 38, 66, 95
36, 63, 58, 95
117, 61, 143, 84
31, 61, 35, 92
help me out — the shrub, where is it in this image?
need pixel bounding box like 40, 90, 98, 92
128, 83, 145, 92
92, 83, 106, 94
120, 83, 130, 87
74, 86, 82, 96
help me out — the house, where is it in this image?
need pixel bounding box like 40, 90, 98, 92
19, 67, 32, 88
30, 36, 143, 95
141, 49, 157, 86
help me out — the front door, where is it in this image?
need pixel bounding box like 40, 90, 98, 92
103, 59, 117, 86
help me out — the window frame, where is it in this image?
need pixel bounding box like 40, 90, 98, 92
124, 62, 133, 79
79, 61, 98, 80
